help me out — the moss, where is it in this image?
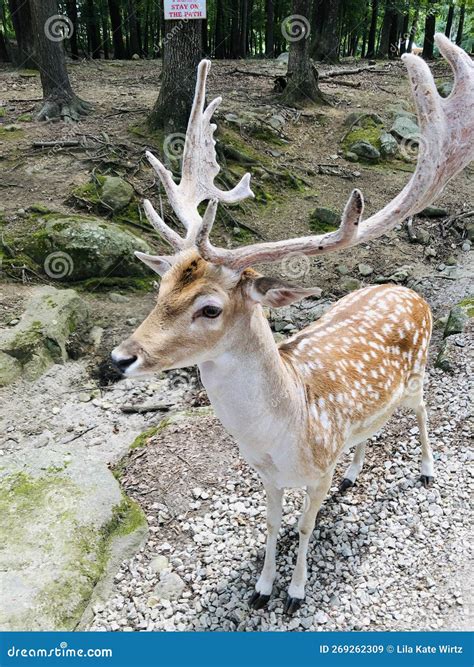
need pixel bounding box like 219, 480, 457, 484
17, 113, 32, 122
0, 107, 6, 118
342, 121, 382, 152
114, 419, 171, 480
27, 203, 52, 214
459, 296, 474, 317
107, 496, 147, 537
0, 127, 24, 141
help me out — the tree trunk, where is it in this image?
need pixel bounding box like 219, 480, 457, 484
455, 2, 465, 46
265, 0, 274, 57
127, 0, 141, 57
366, 0, 378, 58
84, 0, 101, 58
281, 0, 327, 106
388, 9, 400, 58
445, 2, 454, 38
8, 0, 35, 68
65, 0, 79, 60
230, 4, 240, 58
0, 28, 9, 61
240, 0, 248, 58
312, 0, 341, 63
422, 0, 436, 59
407, 2, 419, 53
108, 0, 126, 59
148, 19, 202, 134
215, 0, 227, 59
399, 12, 409, 55
377, 0, 394, 58
30, 0, 92, 121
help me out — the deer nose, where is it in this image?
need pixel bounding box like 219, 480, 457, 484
111, 352, 138, 374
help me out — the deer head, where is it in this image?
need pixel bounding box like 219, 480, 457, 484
112, 36, 474, 376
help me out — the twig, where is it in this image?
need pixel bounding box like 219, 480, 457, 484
121, 403, 173, 414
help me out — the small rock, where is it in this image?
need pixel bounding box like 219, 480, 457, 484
349, 140, 380, 162
445, 255, 457, 266
444, 301, 472, 337
109, 293, 130, 304
461, 241, 471, 252
154, 572, 185, 601
150, 555, 169, 574
314, 610, 329, 624
390, 115, 419, 141
358, 263, 374, 276
101, 176, 134, 212
78, 392, 92, 403
340, 277, 361, 292
379, 132, 399, 158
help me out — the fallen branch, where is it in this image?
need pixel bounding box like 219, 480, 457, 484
32, 140, 81, 149
321, 79, 361, 88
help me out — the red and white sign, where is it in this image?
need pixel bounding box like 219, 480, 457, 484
164, 1, 207, 20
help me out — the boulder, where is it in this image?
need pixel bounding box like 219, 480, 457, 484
379, 132, 399, 158
100, 176, 134, 212
3, 214, 151, 282
390, 115, 419, 141
0, 286, 89, 386
444, 299, 473, 338
349, 140, 380, 162
154, 571, 185, 601
435, 338, 458, 372
277, 52, 289, 63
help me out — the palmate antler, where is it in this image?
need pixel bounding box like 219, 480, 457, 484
143, 59, 254, 252
142, 35, 474, 272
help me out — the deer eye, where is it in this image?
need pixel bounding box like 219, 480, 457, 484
201, 305, 222, 319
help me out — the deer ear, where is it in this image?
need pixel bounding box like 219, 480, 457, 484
135, 252, 175, 277
248, 276, 322, 308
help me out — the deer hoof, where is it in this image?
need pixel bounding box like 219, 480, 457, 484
419, 475, 434, 488
249, 591, 271, 610
339, 478, 354, 493
284, 596, 304, 615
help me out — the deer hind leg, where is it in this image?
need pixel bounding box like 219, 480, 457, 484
249, 483, 283, 610
416, 401, 434, 487
285, 473, 333, 615
339, 441, 366, 493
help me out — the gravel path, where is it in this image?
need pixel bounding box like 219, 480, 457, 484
90, 327, 472, 632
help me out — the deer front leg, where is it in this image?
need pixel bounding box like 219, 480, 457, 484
285, 473, 333, 615
249, 482, 283, 610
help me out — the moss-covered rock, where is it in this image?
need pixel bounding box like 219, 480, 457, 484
0, 466, 147, 631
444, 298, 473, 338
309, 207, 339, 233
350, 140, 380, 162
3, 213, 151, 282
0, 286, 89, 386
101, 176, 134, 212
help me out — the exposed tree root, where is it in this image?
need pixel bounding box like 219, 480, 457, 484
37, 95, 93, 123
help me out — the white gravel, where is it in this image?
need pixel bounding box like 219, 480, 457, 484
90, 329, 472, 632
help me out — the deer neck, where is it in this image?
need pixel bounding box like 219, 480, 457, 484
198, 306, 305, 456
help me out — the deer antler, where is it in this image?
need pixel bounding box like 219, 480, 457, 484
196, 35, 474, 271
143, 59, 254, 250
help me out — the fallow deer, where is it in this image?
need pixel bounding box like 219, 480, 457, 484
112, 35, 474, 613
